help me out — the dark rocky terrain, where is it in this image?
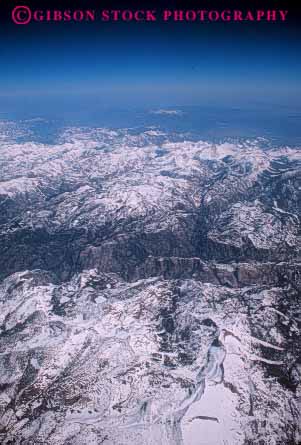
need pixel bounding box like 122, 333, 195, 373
0, 123, 300, 444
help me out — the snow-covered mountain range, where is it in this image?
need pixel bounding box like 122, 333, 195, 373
0, 123, 300, 444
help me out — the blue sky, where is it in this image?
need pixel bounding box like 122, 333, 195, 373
0, 17, 300, 108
